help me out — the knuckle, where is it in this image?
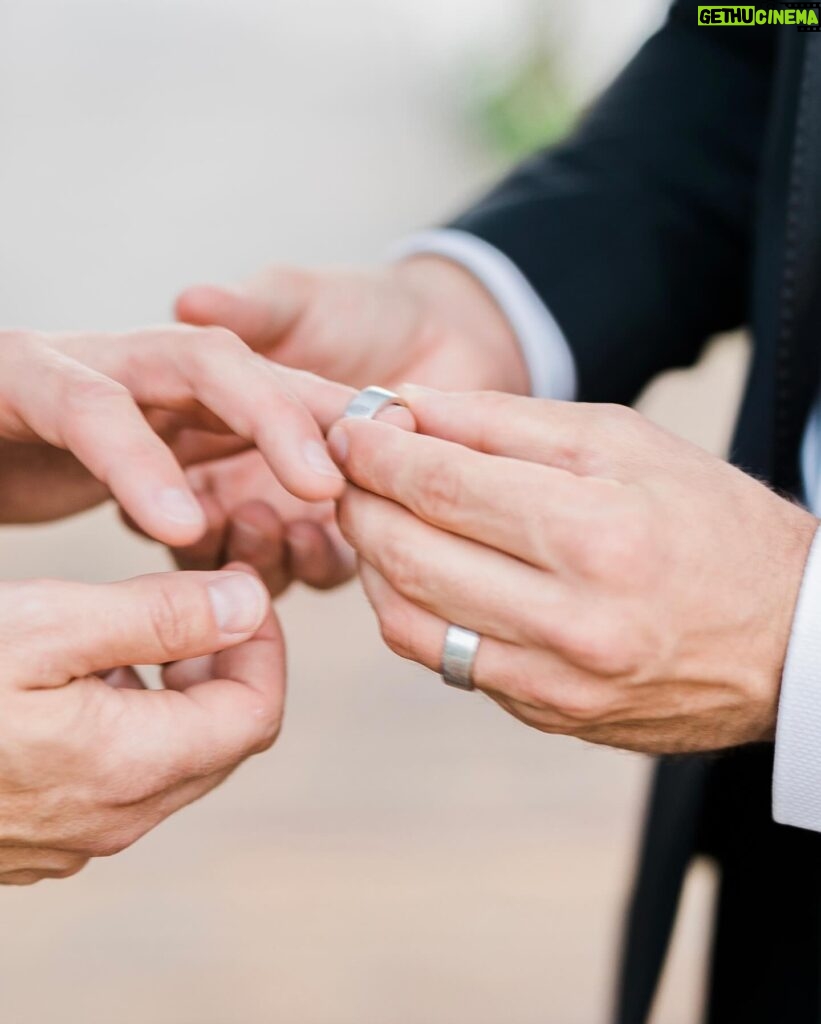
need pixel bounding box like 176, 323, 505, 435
381, 533, 424, 602
63, 371, 129, 412
85, 825, 142, 859
2, 870, 45, 887
481, 391, 519, 414
97, 757, 158, 807
568, 622, 641, 677
200, 325, 244, 354
4, 579, 64, 636
597, 403, 639, 431
506, 672, 549, 709
552, 686, 610, 724
576, 502, 647, 582
148, 583, 205, 657
555, 404, 640, 473
249, 697, 284, 754
91, 837, 126, 858
377, 603, 415, 661
518, 597, 563, 655
52, 857, 89, 880
413, 460, 463, 523
525, 615, 559, 657
474, 392, 522, 451
57, 374, 133, 449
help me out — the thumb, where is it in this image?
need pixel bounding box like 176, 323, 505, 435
0, 569, 271, 687
175, 267, 313, 352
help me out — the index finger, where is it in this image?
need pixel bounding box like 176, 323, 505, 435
327, 418, 620, 569
395, 386, 648, 478
58, 327, 348, 503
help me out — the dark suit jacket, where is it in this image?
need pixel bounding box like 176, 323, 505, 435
453, 5, 821, 1022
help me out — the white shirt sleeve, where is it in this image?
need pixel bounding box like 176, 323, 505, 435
771, 404, 821, 832
773, 524, 821, 831
391, 227, 821, 834
388, 229, 577, 401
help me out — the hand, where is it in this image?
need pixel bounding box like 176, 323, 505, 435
176, 257, 530, 396
166, 415, 412, 600
327, 388, 817, 754
171, 255, 527, 590
0, 327, 351, 537
0, 564, 282, 885
171, 449, 356, 596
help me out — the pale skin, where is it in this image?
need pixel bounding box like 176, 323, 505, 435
0, 324, 377, 884
171, 257, 527, 592
0, 564, 281, 885
0, 324, 355, 532
169, 257, 821, 753
325, 387, 817, 754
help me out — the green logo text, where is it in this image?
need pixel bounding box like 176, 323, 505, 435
698, 5, 820, 25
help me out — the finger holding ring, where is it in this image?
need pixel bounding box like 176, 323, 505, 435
343, 386, 409, 422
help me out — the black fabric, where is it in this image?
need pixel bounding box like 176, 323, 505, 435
453, 0, 775, 407
701, 747, 821, 1023
450, 3, 821, 1021
614, 757, 710, 1024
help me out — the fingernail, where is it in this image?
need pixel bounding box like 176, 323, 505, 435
208, 573, 268, 634
158, 488, 206, 526
326, 424, 349, 464
302, 439, 345, 479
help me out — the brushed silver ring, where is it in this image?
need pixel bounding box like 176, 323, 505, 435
343, 386, 408, 421
441, 624, 480, 691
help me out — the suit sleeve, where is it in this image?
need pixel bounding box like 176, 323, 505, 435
450, 0, 776, 405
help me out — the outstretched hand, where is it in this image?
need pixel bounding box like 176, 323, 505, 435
0, 326, 354, 538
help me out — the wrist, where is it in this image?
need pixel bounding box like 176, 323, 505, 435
391, 255, 530, 396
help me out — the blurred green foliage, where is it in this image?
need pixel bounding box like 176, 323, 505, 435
469, 4, 576, 162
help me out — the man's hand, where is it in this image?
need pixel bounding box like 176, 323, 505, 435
326, 388, 817, 754
0, 564, 282, 884
177, 258, 529, 396
0, 327, 352, 535
170, 256, 527, 592
171, 449, 356, 596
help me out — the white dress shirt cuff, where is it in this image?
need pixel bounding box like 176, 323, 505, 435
773, 523, 821, 831
388, 229, 578, 401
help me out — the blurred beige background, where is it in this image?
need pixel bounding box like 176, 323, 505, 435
0, 1, 747, 1021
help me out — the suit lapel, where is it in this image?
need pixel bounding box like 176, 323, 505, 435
772, 30, 821, 494
733, 30, 821, 495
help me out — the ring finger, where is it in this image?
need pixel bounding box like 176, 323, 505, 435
359, 561, 613, 727
340, 487, 576, 650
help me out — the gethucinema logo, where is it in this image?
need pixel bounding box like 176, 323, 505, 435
698, 4, 820, 26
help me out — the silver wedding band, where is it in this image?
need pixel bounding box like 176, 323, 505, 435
441, 624, 480, 691
343, 385, 408, 421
